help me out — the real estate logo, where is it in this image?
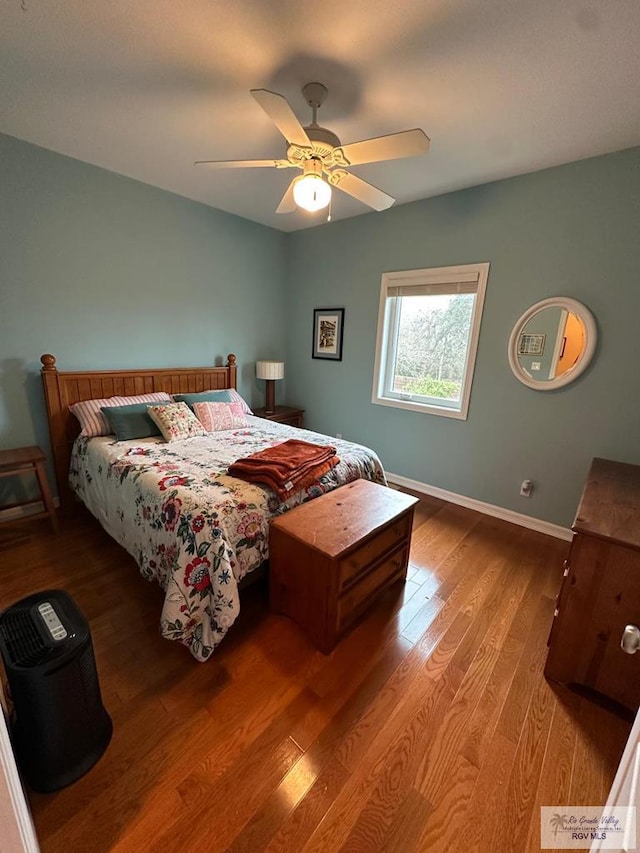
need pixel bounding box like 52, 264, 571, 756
540, 806, 636, 849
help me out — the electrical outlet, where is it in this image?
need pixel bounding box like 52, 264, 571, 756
520, 479, 533, 497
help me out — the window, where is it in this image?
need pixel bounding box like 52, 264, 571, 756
372, 262, 489, 420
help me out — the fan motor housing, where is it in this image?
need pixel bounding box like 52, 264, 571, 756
287, 125, 342, 163
307, 125, 341, 151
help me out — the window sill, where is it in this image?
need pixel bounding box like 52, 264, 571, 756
371, 394, 468, 420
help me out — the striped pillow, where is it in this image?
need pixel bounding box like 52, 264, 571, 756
225, 389, 253, 415
193, 401, 249, 432
70, 392, 172, 437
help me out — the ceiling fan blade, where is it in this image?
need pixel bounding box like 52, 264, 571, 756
330, 171, 395, 211
337, 129, 430, 166
194, 158, 291, 169
250, 89, 311, 148
276, 178, 298, 214
329, 169, 395, 210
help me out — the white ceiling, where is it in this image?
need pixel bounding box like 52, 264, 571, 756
2, 0, 639, 232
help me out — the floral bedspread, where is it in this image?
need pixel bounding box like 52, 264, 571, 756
69, 417, 386, 661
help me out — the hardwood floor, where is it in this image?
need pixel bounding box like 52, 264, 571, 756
0, 493, 632, 853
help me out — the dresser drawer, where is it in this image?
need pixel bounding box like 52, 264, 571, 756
337, 544, 408, 631
338, 513, 411, 591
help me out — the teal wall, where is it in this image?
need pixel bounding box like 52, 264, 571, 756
284, 147, 640, 527
0, 133, 286, 499
2, 132, 638, 527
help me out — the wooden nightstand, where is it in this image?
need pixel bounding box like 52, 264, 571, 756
253, 405, 305, 428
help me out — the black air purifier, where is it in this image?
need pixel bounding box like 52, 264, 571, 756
0, 589, 112, 793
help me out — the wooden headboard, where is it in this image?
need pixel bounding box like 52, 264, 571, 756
40, 353, 237, 505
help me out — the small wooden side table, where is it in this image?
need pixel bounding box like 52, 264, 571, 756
253, 405, 305, 428
0, 446, 58, 533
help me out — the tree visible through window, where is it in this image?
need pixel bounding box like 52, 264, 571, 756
372, 263, 489, 420
393, 293, 474, 403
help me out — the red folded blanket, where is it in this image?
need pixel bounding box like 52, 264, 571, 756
233, 457, 340, 500
228, 439, 340, 500
230, 439, 336, 472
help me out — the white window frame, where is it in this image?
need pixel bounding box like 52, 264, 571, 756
371, 262, 489, 420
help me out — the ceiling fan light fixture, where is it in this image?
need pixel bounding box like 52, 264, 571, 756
197, 83, 430, 217
292, 159, 331, 212
293, 174, 331, 212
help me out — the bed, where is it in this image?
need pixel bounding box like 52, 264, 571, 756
40, 353, 386, 660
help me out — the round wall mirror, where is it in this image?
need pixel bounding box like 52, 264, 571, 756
508, 297, 597, 390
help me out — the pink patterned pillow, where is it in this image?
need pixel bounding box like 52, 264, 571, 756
70, 392, 171, 436
193, 401, 249, 432
147, 402, 207, 442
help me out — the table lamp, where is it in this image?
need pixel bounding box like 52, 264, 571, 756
256, 360, 284, 414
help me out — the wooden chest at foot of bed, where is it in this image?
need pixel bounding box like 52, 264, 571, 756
269, 479, 419, 653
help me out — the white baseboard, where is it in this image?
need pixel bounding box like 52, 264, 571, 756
386, 472, 572, 542
1, 480, 570, 540
0, 497, 60, 522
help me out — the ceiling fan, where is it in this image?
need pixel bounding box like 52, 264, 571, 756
195, 82, 430, 216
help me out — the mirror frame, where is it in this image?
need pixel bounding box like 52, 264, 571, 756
508, 297, 597, 390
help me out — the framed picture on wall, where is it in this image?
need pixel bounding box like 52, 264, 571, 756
312, 308, 344, 361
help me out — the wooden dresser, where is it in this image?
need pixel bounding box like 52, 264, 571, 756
269, 479, 418, 653
545, 457, 640, 711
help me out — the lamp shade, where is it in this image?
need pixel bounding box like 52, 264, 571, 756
256, 360, 284, 380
